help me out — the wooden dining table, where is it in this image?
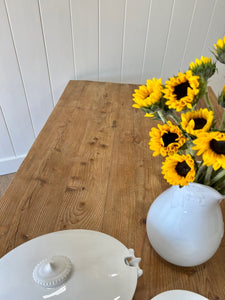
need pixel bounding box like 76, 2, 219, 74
0, 80, 225, 299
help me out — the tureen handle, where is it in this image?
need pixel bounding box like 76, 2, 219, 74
125, 248, 143, 278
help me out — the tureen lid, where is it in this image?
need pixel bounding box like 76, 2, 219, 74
0, 229, 142, 300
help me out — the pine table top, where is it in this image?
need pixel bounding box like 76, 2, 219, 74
0, 80, 224, 299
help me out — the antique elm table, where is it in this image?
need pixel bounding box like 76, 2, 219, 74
0, 80, 225, 299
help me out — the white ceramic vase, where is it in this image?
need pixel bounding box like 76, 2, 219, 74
146, 183, 224, 267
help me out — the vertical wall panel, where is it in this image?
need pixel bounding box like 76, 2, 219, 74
0, 0, 34, 157
181, 0, 215, 71
5, 0, 54, 136
121, 0, 149, 84
71, 0, 98, 81
202, 0, 225, 57
99, 0, 126, 82
0, 107, 15, 159
202, 0, 225, 95
39, 0, 75, 105
141, 0, 174, 82
160, 0, 195, 81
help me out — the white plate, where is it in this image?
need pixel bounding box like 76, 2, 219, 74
151, 290, 209, 300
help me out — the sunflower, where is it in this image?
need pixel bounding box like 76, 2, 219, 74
161, 154, 196, 186
132, 78, 163, 111
189, 56, 216, 81
193, 131, 225, 170
149, 121, 186, 157
163, 70, 200, 111
181, 108, 214, 136
214, 36, 225, 64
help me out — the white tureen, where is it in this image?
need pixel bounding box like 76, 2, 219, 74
0, 229, 143, 300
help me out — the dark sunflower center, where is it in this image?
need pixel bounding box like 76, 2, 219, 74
175, 161, 191, 177
174, 81, 190, 100
193, 118, 207, 130
210, 139, 225, 155
162, 132, 178, 147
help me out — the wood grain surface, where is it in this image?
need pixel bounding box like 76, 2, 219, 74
0, 81, 225, 299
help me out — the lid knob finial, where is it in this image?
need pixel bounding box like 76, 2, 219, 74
33, 255, 72, 288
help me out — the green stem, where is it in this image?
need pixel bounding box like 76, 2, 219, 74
204, 166, 213, 185
204, 89, 214, 112
157, 110, 167, 124
196, 169, 207, 184
219, 186, 225, 196
219, 111, 225, 130
168, 113, 180, 125
212, 175, 225, 190
216, 181, 225, 194
187, 147, 195, 157
211, 169, 225, 185
195, 162, 204, 181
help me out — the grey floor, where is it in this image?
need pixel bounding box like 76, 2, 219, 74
0, 173, 15, 198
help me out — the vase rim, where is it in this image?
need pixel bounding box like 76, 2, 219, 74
173, 182, 225, 198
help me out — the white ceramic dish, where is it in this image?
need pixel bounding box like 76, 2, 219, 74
151, 290, 209, 300
0, 229, 142, 300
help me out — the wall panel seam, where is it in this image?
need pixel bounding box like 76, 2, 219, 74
201, 0, 217, 55
160, 0, 175, 78
37, 0, 55, 107
98, 0, 100, 81
140, 0, 152, 83
180, 0, 197, 71
120, 0, 127, 83
3, 0, 36, 139
0, 106, 16, 157
69, 0, 77, 80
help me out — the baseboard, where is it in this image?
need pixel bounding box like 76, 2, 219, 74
0, 155, 26, 175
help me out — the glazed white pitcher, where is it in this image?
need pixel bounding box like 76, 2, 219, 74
146, 182, 224, 267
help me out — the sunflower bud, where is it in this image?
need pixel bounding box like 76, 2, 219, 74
189, 56, 216, 81
213, 37, 225, 64
218, 85, 225, 108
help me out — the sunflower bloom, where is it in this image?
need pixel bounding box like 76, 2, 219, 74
214, 36, 225, 64
163, 70, 200, 112
149, 121, 186, 157
193, 131, 225, 170
162, 154, 196, 186
181, 108, 214, 136
132, 78, 163, 110
189, 56, 216, 81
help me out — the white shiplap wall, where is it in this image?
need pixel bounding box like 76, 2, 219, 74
0, 0, 225, 175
